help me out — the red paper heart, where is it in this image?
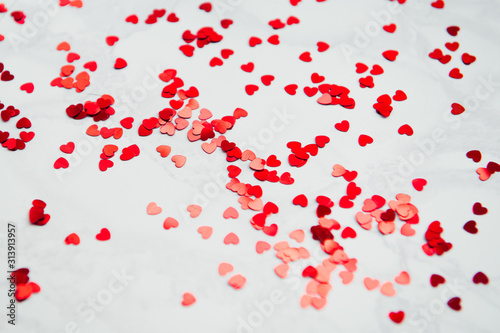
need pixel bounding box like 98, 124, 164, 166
412, 178, 427, 191
462, 53, 476, 65
335, 120, 349, 132
54, 157, 69, 169
431, 0, 445, 9
383, 23, 396, 33
317, 41, 329, 52
20, 83, 34, 93
358, 134, 373, 147
472, 272, 489, 284
463, 220, 478, 234
398, 124, 413, 136
449, 68, 463, 79
106, 36, 119, 46
472, 202, 487, 215
60, 142, 75, 154
261, 75, 275, 86
241, 62, 254, 73
299, 52, 312, 62
389, 311, 404, 324
249, 37, 262, 47
209, 57, 223, 67
445, 42, 459, 52
382, 50, 398, 61
447, 26, 459, 36
221, 19, 233, 29
430, 274, 446, 287
447, 297, 461, 311
245, 84, 259, 96
341, 227, 356, 239
284, 84, 298, 95
466, 150, 481, 162
292, 194, 308, 207
451, 103, 465, 115
1, 71, 14, 81
355, 62, 368, 73
114, 58, 127, 69
199, 2, 212, 12
96, 228, 111, 241
125, 15, 139, 24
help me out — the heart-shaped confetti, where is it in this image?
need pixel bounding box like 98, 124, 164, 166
255, 241, 271, 254
389, 311, 404, 324
472, 202, 487, 215
472, 272, 489, 284
430, 274, 446, 287
147, 202, 162, 215
447, 297, 461, 311
218, 263, 234, 276
181, 292, 196, 306
95, 228, 110, 241
197, 226, 213, 239
228, 274, 246, 290
463, 220, 478, 234
163, 217, 179, 230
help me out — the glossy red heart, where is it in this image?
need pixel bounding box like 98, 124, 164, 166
389, 311, 404, 324
447, 297, 461, 311
449, 68, 463, 79
299, 52, 312, 62
114, 58, 127, 69
335, 120, 349, 132
447, 26, 459, 36
472, 202, 487, 215
125, 15, 138, 24
358, 134, 373, 147
472, 272, 489, 284
249, 37, 262, 47
382, 50, 398, 61
451, 103, 465, 115
284, 84, 298, 95
20, 83, 34, 93
463, 220, 478, 234
241, 62, 254, 73
462, 53, 476, 65
398, 124, 413, 136
95, 228, 111, 241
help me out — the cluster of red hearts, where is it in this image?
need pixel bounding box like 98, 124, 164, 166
429, 271, 489, 313
29, 200, 51, 226
11, 268, 40, 302
353, 193, 419, 235
59, 0, 82, 8
246, 201, 279, 235
315, 83, 356, 109
422, 221, 452, 256
51, 42, 94, 93
180, 27, 223, 57
146, 68, 249, 145
65, 94, 115, 121
0, 103, 35, 151
355, 63, 385, 89
99, 144, 140, 172
124, 7, 180, 25
461, 202, 488, 235
0, 3, 26, 25
287, 135, 330, 168
465, 149, 500, 181
428, 25, 476, 79
372, 91, 407, 118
